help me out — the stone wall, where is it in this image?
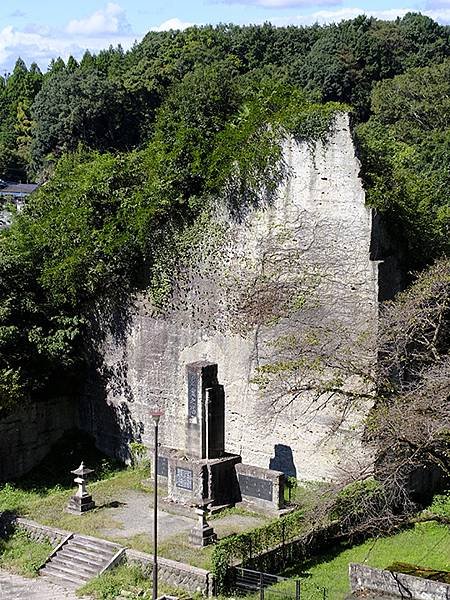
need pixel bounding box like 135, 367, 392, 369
0, 396, 78, 481
15, 518, 69, 547
126, 549, 213, 596
82, 113, 379, 481
349, 563, 450, 599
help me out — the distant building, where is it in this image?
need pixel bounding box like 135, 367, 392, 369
0, 180, 39, 229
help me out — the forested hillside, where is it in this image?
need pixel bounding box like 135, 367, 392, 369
0, 13, 449, 412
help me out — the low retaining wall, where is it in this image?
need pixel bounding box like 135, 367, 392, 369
126, 549, 214, 596
241, 521, 341, 574
15, 518, 68, 547
349, 563, 450, 600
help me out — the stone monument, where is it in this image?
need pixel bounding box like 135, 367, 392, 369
66, 462, 95, 514
158, 361, 241, 509
155, 361, 285, 513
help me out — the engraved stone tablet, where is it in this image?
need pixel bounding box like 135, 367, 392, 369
187, 369, 198, 419
157, 456, 168, 477
176, 467, 193, 490
238, 474, 273, 501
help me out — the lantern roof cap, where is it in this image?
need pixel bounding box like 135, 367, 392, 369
71, 461, 94, 477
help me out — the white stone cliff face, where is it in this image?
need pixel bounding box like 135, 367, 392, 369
83, 113, 378, 481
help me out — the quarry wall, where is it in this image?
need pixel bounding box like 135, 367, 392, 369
0, 396, 78, 481
81, 113, 379, 481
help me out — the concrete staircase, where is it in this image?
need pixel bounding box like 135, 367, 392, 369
40, 533, 124, 589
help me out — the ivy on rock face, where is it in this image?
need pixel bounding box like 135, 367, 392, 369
0, 71, 342, 412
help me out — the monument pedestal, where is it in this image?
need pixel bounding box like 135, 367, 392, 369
188, 524, 217, 547
188, 506, 217, 547
166, 453, 242, 508
66, 493, 95, 514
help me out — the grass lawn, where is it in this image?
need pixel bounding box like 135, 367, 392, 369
0, 529, 52, 577
0, 467, 151, 536
279, 520, 450, 600
0, 469, 268, 570
76, 563, 197, 600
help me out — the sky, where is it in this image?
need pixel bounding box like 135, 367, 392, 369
1, 0, 450, 73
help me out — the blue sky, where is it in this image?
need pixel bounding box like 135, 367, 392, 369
1, 0, 450, 72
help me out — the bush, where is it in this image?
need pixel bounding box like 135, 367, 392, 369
211, 509, 305, 592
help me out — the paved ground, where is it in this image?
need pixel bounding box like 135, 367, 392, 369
100, 490, 194, 540
99, 490, 267, 541
0, 570, 81, 600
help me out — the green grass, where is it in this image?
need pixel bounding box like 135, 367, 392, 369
285, 480, 331, 511
77, 563, 200, 600
0, 467, 151, 536
77, 564, 152, 599
427, 491, 450, 520
0, 529, 52, 577
279, 521, 450, 600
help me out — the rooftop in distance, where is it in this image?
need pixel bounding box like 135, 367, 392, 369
0, 180, 39, 197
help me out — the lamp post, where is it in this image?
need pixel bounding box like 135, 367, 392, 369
150, 407, 164, 600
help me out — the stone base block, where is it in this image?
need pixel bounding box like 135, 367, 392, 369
66, 494, 96, 514
188, 525, 217, 547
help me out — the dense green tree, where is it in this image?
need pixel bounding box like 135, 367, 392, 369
31, 70, 140, 169
357, 59, 450, 260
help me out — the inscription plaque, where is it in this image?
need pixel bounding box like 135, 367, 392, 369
157, 456, 168, 477
176, 467, 193, 490
238, 474, 273, 501
187, 369, 198, 419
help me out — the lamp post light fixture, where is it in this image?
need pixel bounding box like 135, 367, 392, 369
150, 407, 164, 600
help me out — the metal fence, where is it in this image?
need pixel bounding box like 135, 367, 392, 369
233, 567, 330, 600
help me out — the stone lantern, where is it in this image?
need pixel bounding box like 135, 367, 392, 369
66, 462, 95, 514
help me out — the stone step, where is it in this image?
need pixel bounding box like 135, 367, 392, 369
39, 531, 124, 590
61, 540, 113, 559
42, 561, 92, 581
50, 554, 101, 576
41, 572, 81, 590
58, 546, 109, 567
68, 539, 117, 559
41, 564, 89, 588
74, 534, 121, 551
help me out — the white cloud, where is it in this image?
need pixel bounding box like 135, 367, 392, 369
426, 8, 450, 20
151, 18, 197, 32
271, 7, 450, 25
218, 0, 341, 6
66, 2, 131, 36
0, 24, 136, 73
0, 4, 199, 72
0, 4, 139, 72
